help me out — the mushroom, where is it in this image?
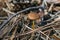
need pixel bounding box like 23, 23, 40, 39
28, 12, 40, 30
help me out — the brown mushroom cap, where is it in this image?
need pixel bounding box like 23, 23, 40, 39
28, 12, 40, 20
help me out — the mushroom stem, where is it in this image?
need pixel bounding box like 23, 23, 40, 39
32, 21, 35, 30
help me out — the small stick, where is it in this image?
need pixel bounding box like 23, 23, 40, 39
2, 8, 15, 15
25, 25, 33, 30
48, 3, 54, 12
